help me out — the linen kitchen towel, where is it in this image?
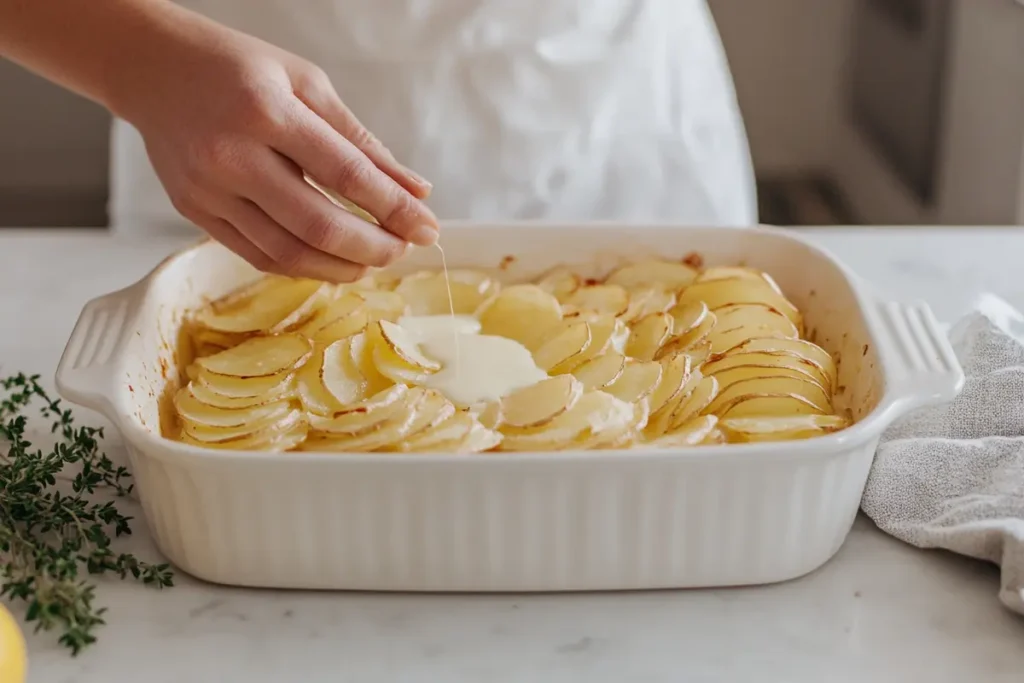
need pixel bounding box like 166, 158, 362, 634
862, 294, 1024, 616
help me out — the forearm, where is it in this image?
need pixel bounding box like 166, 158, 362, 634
0, 0, 215, 118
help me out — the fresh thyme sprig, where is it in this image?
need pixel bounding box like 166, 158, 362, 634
0, 373, 173, 655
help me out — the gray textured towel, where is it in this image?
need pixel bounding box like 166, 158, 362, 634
862, 294, 1024, 615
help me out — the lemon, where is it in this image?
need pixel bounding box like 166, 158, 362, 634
0, 603, 27, 683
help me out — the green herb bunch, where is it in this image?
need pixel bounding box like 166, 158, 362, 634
0, 373, 173, 655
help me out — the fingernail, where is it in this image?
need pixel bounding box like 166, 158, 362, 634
404, 166, 432, 190
409, 224, 439, 246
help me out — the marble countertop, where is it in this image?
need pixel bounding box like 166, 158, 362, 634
2, 227, 1023, 683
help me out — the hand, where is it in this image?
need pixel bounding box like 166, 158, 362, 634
114, 13, 437, 282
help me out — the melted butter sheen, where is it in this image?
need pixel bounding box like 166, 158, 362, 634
398, 315, 548, 406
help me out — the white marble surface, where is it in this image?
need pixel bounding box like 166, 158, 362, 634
2, 227, 1023, 683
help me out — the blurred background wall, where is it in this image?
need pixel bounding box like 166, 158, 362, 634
0, 0, 1022, 227
710, 0, 1024, 226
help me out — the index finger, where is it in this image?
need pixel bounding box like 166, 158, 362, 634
298, 86, 433, 201
270, 102, 439, 247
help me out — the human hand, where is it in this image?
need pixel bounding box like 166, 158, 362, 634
113, 11, 437, 282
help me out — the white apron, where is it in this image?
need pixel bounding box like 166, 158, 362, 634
109, 0, 756, 233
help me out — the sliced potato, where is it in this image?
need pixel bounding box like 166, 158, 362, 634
321, 337, 369, 406
571, 352, 626, 391
196, 333, 311, 378
196, 278, 325, 334
477, 285, 563, 350
447, 268, 500, 291
707, 326, 788, 357
183, 407, 303, 443
270, 282, 332, 333
706, 375, 832, 415
685, 341, 713, 367
368, 321, 437, 384
668, 374, 719, 430
178, 255, 847, 453
605, 259, 698, 291
606, 317, 631, 354
719, 414, 850, 443
396, 412, 504, 454
372, 342, 434, 385
192, 343, 232, 360
395, 271, 495, 316
175, 387, 291, 428
295, 345, 344, 415
657, 310, 716, 361
701, 428, 727, 445
639, 415, 718, 448
594, 398, 650, 449
712, 303, 798, 335
305, 414, 416, 452
706, 303, 799, 353
311, 309, 372, 344
622, 287, 677, 322
188, 376, 292, 409
713, 364, 827, 395
533, 321, 592, 373
716, 394, 828, 419
348, 272, 398, 292
452, 423, 504, 453
306, 388, 440, 451
563, 284, 630, 317
533, 266, 582, 300
647, 365, 701, 437
397, 388, 457, 442
395, 411, 475, 452
203, 276, 282, 313
500, 375, 583, 430
579, 397, 643, 450
472, 401, 503, 430
555, 314, 627, 374
695, 266, 780, 290
676, 277, 802, 332
500, 390, 633, 452
191, 327, 249, 352
349, 331, 393, 395
605, 360, 663, 403
306, 384, 411, 435
377, 320, 440, 371
361, 290, 409, 323
298, 291, 367, 339
181, 419, 309, 452
626, 312, 673, 361
195, 367, 294, 399
669, 300, 710, 338
725, 337, 837, 389
647, 352, 692, 417
642, 415, 719, 448
703, 351, 831, 393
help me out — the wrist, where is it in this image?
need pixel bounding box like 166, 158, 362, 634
96, 2, 215, 123
0, 0, 195, 120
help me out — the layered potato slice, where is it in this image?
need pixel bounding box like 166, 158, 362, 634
174, 256, 848, 452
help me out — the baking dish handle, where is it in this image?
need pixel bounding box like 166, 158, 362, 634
869, 298, 965, 414
55, 282, 145, 417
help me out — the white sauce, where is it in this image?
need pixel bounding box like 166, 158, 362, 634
398, 314, 548, 406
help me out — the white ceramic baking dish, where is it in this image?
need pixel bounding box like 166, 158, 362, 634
56, 223, 962, 591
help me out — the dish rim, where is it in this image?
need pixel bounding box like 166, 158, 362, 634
57, 222, 963, 465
